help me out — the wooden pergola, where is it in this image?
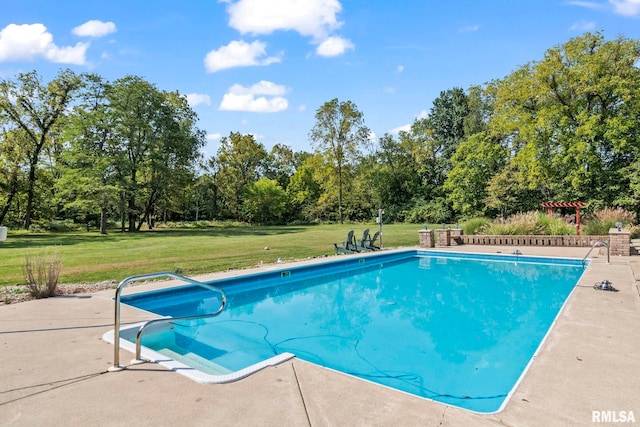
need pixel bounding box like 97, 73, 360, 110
541, 202, 587, 235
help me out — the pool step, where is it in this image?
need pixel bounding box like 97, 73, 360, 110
159, 348, 233, 375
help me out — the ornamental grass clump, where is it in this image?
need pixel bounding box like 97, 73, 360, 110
583, 207, 636, 235
482, 211, 542, 235
463, 217, 491, 235
536, 212, 576, 235
478, 211, 575, 235
22, 251, 62, 298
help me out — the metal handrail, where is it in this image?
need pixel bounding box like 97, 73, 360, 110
109, 272, 226, 371
582, 241, 610, 268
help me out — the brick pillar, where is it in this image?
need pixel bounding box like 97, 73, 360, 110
609, 228, 630, 256
436, 229, 451, 247
419, 229, 434, 248
450, 228, 463, 246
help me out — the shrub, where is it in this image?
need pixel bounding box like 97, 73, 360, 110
537, 213, 576, 235
29, 220, 82, 233
22, 251, 62, 298
583, 207, 637, 235
463, 217, 491, 235
404, 199, 452, 224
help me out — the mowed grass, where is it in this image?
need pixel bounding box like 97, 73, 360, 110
0, 223, 424, 287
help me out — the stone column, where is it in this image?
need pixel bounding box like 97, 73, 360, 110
436, 229, 451, 247
419, 229, 434, 248
609, 228, 630, 256
449, 228, 463, 246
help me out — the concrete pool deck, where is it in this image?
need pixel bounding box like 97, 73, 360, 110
1, 246, 639, 426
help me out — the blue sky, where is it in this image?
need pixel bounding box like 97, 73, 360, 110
1, 0, 639, 157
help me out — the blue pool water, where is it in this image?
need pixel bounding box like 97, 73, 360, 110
120, 250, 586, 413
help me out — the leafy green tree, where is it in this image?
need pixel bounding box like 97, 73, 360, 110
0, 69, 83, 229
57, 74, 120, 234
358, 133, 422, 220
264, 143, 297, 189
104, 76, 205, 231
463, 85, 493, 138
489, 32, 640, 206
444, 133, 507, 217
215, 132, 267, 220
242, 178, 288, 224
309, 98, 370, 223
410, 88, 470, 200
0, 129, 28, 225
286, 152, 324, 221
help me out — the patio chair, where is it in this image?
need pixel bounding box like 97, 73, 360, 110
334, 230, 359, 254
357, 229, 373, 252
366, 231, 381, 251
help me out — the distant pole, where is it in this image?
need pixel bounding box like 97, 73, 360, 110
378, 208, 384, 248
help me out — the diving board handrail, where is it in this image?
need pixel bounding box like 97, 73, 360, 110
109, 272, 226, 371
582, 240, 610, 268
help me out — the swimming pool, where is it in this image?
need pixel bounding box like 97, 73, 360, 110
106, 250, 587, 413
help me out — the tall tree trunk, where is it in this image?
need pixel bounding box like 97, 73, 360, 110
23, 160, 38, 230
128, 196, 137, 232
0, 174, 19, 225
100, 206, 108, 235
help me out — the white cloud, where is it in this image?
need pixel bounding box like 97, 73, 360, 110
570, 20, 597, 31
567, 1, 605, 10
390, 124, 411, 135
316, 36, 354, 57
298, 105, 307, 111
225, 0, 343, 40
609, 0, 640, 15
458, 24, 480, 33
389, 110, 429, 135
224, 0, 353, 57
207, 133, 222, 140
186, 93, 211, 106
72, 20, 117, 38
397, 65, 404, 73
219, 80, 289, 112
204, 39, 281, 72
0, 23, 89, 64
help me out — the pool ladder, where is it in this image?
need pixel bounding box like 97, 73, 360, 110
581, 241, 610, 268
108, 272, 226, 372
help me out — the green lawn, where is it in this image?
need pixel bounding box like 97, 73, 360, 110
0, 223, 425, 287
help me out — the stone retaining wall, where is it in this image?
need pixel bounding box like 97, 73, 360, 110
459, 234, 609, 247
418, 228, 630, 256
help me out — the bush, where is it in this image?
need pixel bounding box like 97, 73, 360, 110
22, 251, 62, 298
29, 220, 82, 233
463, 217, 491, 235
404, 199, 452, 224
536, 213, 576, 235
583, 207, 637, 235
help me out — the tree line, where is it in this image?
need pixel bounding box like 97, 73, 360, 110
1, 32, 639, 232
